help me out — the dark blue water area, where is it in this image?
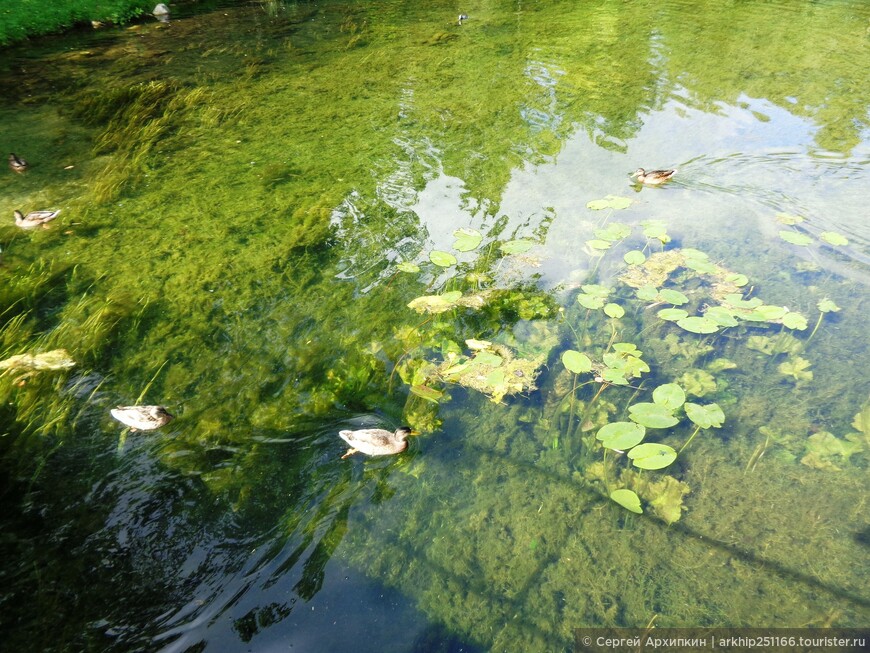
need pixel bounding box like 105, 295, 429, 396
157, 561, 477, 653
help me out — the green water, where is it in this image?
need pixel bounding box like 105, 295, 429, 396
1, 0, 869, 651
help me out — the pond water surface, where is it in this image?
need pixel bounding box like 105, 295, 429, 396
1, 1, 869, 651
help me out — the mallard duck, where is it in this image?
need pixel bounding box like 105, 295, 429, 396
339, 426, 414, 459
110, 405, 174, 431
14, 209, 61, 229
9, 153, 28, 173
632, 168, 676, 185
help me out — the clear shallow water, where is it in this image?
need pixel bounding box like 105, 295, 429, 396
1, 0, 869, 651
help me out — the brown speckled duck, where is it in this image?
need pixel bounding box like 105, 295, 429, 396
339, 426, 415, 459
110, 405, 174, 431
9, 153, 28, 173
14, 209, 61, 229
632, 168, 676, 185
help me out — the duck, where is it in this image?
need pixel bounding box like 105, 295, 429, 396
110, 405, 174, 431
339, 426, 415, 459
9, 153, 28, 173
632, 168, 676, 185
14, 209, 61, 229
458, 13, 468, 25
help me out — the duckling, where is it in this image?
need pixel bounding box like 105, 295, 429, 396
339, 426, 414, 459
110, 405, 174, 431
9, 153, 28, 173
14, 209, 61, 229
632, 168, 676, 185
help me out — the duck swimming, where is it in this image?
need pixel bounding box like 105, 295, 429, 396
9, 153, 28, 173
14, 209, 61, 229
110, 405, 174, 431
632, 168, 676, 185
339, 426, 414, 459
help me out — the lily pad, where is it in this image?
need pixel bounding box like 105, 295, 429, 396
595, 222, 632, 242
628, 403, 679, 429
779, 230, 813, 246
781, 312, 808, 330
610, 488, 643, 514
725, 273, 749, 287
652, 383, 686, 410
581, 284, 610, 297
586, 195, 632, 210
562, 350, 593, 374
396, 261, 420, 273
586, 239, 613, 251
452, 228, 483, 252
604, 303, 625, 319
624, 250, 646, 266
500, 239, 535, 254
676, 316, 719, 334
628, 443, 677, 470
577, 294, 605, 310
658, 308, 689, 322
819, 231, 848, 246
429, 250, 457, 267
597, 421, 646, 451
635, 285, 659, 301
640, 219, 670, 243
817, 298, 841, 313
684, 402, 725, 429
659, 288, 689, 305
704, 306, 739, 327
776, 212, 804, 225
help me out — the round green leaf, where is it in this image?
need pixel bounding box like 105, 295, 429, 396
776, 212, 804, 225
704, 306, 739, 327
597, 422, 646, 450
652, 383, 686, 410
817, 298, 841, 313
577, 294, 605, 310
595, 222, 632, 242
628, 403, 679, 428
561, 350, 592, 374
659, 288, 689, 305
500, 239, 535, 254
754, 305, 788, 321
819, 231, 848, 246
635, 285, 659, 301
429, 250, 457, 267
604, 303, 625, 319
684, 402, 725, 429
396, 261, 420, 273
586, 239, 613, 251
581, 284, 610, 297
779, 230, 813, 246
452, 228, 483, 252
676, 316, 719, 334
781, 312, 808, 330
725, 273, 749, 287
628, 443, 678, 470
610, 489, 643, 514
658, 308, 689, 322
623, 250, 646, 265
